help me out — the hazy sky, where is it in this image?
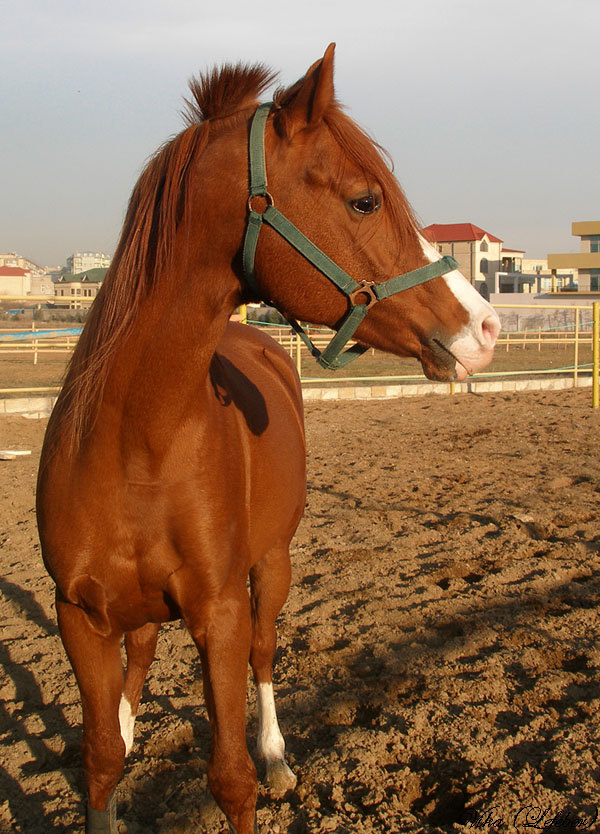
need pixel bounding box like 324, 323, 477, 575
2, 0, 598, 267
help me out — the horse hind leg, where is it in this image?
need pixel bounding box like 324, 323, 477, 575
56, 592, 124, 834
120, 622, 159, 755
250, 546, 296, 793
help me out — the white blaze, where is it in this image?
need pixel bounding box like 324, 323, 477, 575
419, 235, 500, 377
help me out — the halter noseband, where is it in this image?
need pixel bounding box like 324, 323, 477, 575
242, 102, 458, 371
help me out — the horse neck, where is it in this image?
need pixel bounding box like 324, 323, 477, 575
76, 122, 251, 447
102, 255, 241, 437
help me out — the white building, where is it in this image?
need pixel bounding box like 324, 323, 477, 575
0, 252, 43, 274
0, 266, 32, 296
66, 252, 111, 274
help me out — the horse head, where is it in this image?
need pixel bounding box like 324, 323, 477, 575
239, 43, 500, 380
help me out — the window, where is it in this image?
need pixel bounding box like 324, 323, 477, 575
591, 269, 600, 291
480, 258, 489, 274
480, 240, 488, 252
590, 236, 600, 253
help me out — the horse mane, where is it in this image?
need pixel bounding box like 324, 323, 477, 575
55, 63, 276, 449
54, 61, 418, 450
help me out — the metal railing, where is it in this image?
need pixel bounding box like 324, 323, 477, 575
1, 302, 599, 407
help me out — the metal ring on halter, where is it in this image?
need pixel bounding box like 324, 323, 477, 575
247, 192, 275, 214
349, 280, 378, 308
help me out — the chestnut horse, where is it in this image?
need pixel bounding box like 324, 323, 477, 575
37, 45, 499, 834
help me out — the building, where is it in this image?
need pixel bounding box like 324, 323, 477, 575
0, 266, 32, 297
54, 268, 107, 309
0, 252, 48, 277
66, 252, 111, 274
547, 222, 600, 292
422, 223, 529, 296
29, 274, 56, 297
0, 252, 38, 271
422, 223, 502, 291
519, 258, 577, 292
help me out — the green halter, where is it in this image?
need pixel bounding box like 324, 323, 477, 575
242, 102, 458, 371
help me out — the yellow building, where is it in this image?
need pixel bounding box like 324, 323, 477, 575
54, 268, 107, 309
547, 222, 600, 292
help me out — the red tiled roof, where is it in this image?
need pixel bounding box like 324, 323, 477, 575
421, 223, 503, 244
0, 266, 28, 276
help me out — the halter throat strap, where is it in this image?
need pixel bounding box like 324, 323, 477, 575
242, 102, 458, 371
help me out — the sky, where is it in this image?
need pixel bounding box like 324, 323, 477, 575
2, 0, 598, 267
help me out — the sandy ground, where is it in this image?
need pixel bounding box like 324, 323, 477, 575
1, 389, 599, 833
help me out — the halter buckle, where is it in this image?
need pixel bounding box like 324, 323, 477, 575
247, 192, 275, 214
349, 280, 378, 308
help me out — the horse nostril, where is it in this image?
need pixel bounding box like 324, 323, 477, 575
481, 314, 500, 349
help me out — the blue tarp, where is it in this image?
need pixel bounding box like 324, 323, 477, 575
0, 327, 83, 342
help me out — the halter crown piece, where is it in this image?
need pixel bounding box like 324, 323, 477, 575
242, 102, 459, 371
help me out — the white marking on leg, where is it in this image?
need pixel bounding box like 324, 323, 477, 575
118, 694, 135, 756
257, 682, 285, 761
257, 681, 296, 791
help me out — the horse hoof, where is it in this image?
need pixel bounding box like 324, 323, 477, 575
86, 791, 117, 834
227, 820, 259, 834
265, 759, 297, 794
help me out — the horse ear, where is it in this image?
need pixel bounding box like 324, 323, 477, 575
275, 43, 336, 138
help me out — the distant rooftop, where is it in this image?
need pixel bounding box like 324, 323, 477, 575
0, 266, 29, 276
422, 223, 503, 244
56, 268, 108, 284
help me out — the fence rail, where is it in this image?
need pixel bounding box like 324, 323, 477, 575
1, 302, 599, 407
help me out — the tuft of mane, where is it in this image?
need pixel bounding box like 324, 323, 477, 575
183, 63, 278, 124
54, 64, 279, 452
51, 59, 418, 453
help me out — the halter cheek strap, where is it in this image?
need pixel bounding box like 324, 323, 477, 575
242, 102, 458, 371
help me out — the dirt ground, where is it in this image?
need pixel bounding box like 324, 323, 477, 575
1, 390, 599, 833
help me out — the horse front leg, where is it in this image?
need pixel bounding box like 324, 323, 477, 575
185, 589, 258, 834
56, 593, 124, 834
250, 545, 296, 793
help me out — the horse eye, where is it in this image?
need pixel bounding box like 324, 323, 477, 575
350, 194, 380, 215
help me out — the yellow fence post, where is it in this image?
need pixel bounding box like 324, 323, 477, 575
296, 332, 302, 377
240, 304, 247, 325
593, 302, 599, 409
32, 320, 38, 365
573, 308, 579, 387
